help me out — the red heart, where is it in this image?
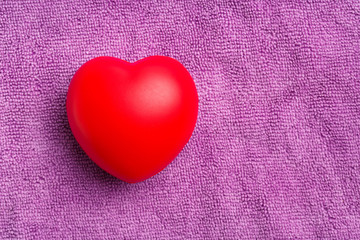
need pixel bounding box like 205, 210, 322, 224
66, 56, 198, 183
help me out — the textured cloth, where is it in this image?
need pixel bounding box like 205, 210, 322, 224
1, 0, 360, 239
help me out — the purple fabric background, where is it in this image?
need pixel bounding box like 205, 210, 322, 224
1, 0, 360, 239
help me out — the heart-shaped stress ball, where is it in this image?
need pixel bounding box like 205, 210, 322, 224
66, 56, 198, 183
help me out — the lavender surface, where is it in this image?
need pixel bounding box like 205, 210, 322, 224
1, 1, 360, 239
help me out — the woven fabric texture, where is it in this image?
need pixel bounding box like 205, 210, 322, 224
1, 0, 360, 239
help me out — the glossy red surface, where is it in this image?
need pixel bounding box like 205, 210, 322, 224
66, 56, 198, 183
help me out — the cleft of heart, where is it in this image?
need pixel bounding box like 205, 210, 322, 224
66, 56, 198, 183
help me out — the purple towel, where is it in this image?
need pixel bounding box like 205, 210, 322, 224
1, 0, 360, 239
